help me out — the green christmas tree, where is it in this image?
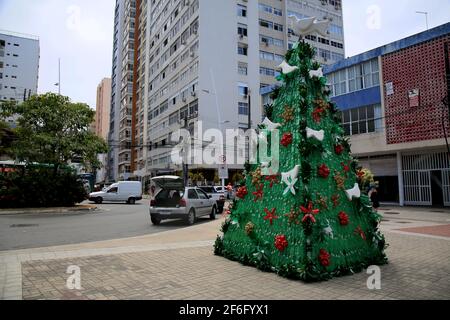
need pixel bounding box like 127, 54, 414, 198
214, 40, 387, 282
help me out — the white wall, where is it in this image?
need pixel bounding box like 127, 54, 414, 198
0, 33, 39, 103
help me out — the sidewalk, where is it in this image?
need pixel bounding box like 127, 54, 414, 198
1, 208, 449, 300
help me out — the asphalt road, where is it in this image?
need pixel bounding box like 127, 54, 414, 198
0, 201, 212, 251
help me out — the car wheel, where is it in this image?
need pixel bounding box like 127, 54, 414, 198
95, 197, 103, 204
210, 206, 217, 220
186, 209, 196, 225
128, 198, 136, 205
151, 216, 161, 226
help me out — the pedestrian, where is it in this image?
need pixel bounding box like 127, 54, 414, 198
369, 187, 380, 210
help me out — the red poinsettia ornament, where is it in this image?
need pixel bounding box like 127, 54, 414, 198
236, 186, 248, 199
335, 144, 344, 155
319, 249, 331, 267
318, 164, 330, 178
341, 162, 350, 173
281, 133, 293, 147
300, 202, 320, 224
338, 211, 349, 226
275, 235, 288, 252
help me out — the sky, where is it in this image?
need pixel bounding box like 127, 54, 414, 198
0, 0, 449, 109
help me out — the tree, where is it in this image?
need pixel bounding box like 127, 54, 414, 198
215, 40, 387, 282
0, 120, 13, 157
1, 93, 108, 172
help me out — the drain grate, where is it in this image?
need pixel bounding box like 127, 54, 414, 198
10, 224, 39, 228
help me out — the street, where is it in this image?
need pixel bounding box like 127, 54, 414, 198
0, 201, 212, 251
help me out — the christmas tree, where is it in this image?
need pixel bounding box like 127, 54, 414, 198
214, 20, 387, 282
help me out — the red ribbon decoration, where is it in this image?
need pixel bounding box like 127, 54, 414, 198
252, 185, 264, 202
264, 208, 278, 225
300, 202, 320, 224
264, 175, 279, 188
312, 107, 326, 123
354, 226, 367, 240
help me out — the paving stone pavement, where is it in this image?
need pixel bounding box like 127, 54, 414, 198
2, 207, 450, 300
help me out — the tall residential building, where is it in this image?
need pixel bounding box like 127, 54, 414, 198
107, 0, 137, 182
0, 31, 40, 124
108, 0, 345, 182
144, 0, 344, 180
95, 78, 112, 141
323, 23, 450, 207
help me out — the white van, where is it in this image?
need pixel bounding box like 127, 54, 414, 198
89, 181, 143, 204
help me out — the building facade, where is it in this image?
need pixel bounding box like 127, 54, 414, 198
324, 23, 450, 207
107, 0, 345, 183
95, 78, 112, 141
0, 31, 40, 124
107, 0, 136, 182
143, 0, 344, 180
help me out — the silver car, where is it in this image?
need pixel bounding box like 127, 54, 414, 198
149, 176, 218, 226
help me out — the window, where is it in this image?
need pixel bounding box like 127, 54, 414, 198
238, 24, 248, 37
259, 19, 273, 29
329, 69, 347, 96
238, 44, 248, 56
260, 67, 275, 77
273, 8, 282, 16
188, 189, 198, 199
238, 84, 248, 96
238, 63, 248, 75
197, 190, 208, 200
260, 51, 274, 61
273, 23, 283, 32
237, 4, 247, 17
238, 102, 249, 115
259, 4, 272, 14
340, 104, 382, 136
0, 62, 3, 68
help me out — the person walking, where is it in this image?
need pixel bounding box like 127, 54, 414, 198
369, 187, 380, 210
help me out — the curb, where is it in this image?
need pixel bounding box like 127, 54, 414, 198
0, 205, 98, 216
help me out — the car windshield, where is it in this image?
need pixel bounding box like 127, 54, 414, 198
200, 187, 215, 193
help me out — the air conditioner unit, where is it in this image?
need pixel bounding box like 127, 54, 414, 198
181, 40, 186, 45
190, 51, 195, 57
239, 34, 244, 39
191, 91, 197, 97
182, 97, 187, 102
185, 0, 190, 5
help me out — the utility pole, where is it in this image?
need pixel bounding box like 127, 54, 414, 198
54, 58, 61, 94
247, 88, 252, 162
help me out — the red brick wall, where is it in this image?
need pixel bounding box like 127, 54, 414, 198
382, 35, 450, 144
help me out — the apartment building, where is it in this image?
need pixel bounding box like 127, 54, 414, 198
0, 31, 39, 125
141, 0, 344, 181
107, 0, 137, 182
95, 78, 112, 141
323, 23, 450, 207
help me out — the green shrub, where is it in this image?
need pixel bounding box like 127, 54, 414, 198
0, 167, 87, 208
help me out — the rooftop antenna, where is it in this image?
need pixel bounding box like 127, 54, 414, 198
415, 11, 429, 30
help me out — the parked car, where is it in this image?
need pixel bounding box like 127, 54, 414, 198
89, 181, 142, 204
198, 186, 225, 213
149, 176, 218, 226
